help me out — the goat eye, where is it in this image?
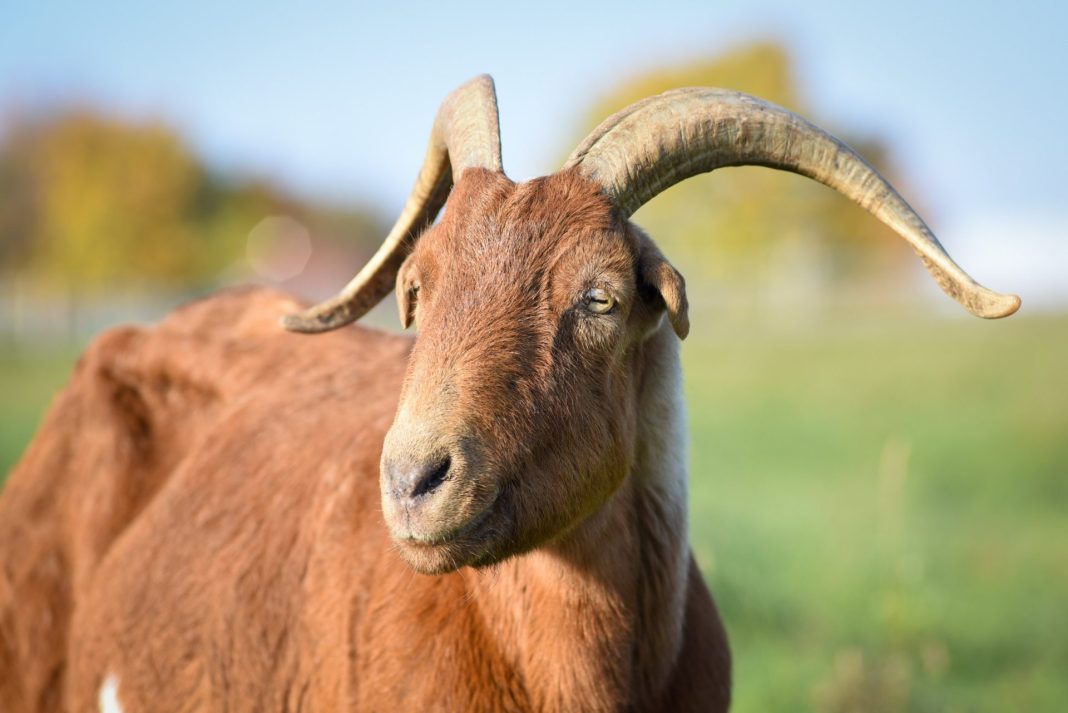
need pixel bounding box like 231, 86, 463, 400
583, 288, 615, 314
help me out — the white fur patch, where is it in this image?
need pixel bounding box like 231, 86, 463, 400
634, 321, 691, 661
99, 673, 124, 713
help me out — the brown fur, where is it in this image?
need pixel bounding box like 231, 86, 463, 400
0, 169, 730, 712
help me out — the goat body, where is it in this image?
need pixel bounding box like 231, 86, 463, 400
0, 282, 729, 712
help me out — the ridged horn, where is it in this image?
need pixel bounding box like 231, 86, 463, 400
563, 88, 1019, 319
282, 74, 503, 333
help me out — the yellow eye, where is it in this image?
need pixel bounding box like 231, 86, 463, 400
583, 288, 615, 314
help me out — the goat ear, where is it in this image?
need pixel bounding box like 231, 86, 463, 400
395, 255, 418, 329
638, 241, 690, 340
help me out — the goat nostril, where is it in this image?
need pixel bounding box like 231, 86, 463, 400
411, 456, 451, 498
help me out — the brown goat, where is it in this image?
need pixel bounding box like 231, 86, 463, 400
0, 76, 1016, 712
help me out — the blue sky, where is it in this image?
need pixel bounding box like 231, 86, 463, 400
2, 1, 1064, 303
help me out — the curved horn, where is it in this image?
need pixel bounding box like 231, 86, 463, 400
563, 88, 1019, 319
283, 74, 503, 333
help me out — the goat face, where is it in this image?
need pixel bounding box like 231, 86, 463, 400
379, 169, 687, 574
284, 76, 1017, 574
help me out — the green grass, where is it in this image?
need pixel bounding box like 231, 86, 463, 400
685, 313, 1068, 712
0, 348, 78, 477
2, 312, 1066, 712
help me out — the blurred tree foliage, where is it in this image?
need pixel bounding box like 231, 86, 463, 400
0, 109, 382, 292
569, 42, 918, 304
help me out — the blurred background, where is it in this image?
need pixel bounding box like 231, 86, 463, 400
1, 1, 1065, 711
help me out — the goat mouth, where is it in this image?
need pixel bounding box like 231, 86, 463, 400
395, 489, 504, 572
403, 497, 496, 547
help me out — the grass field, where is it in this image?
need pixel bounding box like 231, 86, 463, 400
2, 312, 1066, 712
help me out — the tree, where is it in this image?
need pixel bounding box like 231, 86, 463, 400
0, 108, 384, 294
568, 42, 916, 309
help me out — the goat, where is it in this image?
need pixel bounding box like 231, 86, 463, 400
0, 75, 1018, 712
